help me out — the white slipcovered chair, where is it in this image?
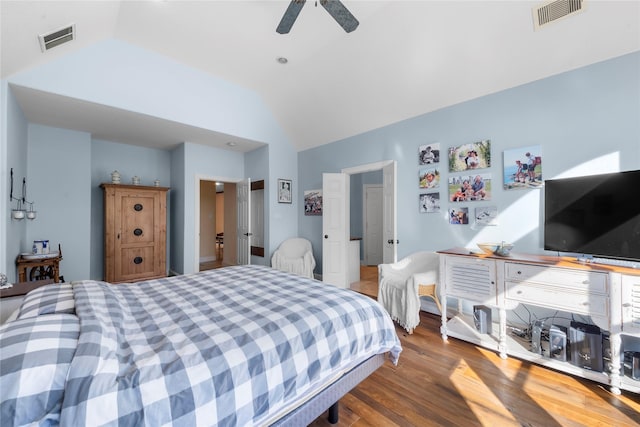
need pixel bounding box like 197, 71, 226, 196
378, 251, 441, 334
271, 238, 316, 279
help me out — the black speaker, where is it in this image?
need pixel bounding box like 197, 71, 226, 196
624, 351, 640, 380
569, 321, 603, 372
473, 305, 492, 334
602, 332, 611, 371
549, 325, 568, 361
531, 320, 544, 355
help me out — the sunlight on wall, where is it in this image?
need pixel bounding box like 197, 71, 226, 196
551, 152, 621, 180
460, 152, 621, 251
468, 190, 541, 248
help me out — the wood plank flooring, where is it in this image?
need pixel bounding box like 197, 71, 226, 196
309, 266, 640, 427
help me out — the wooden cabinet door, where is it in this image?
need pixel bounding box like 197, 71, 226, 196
102, 184, 168, 283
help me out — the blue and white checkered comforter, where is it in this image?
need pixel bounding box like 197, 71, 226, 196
1, 265, 401, 426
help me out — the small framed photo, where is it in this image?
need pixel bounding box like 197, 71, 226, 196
278, 179, 292, 203
475, 206, 498, 226
449, 207, 469, 225
304, 190, 322, 215
419, 143, 440, 165
419, 192, 440, 213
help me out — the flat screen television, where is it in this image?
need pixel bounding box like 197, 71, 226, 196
544, 170, 640, 262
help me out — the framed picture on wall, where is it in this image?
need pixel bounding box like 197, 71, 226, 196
419, 192, 440, 213
278, 179, 292, 203
503, 145, 543, 190
448, 173, 491, 202
475, 206, 498, 226
304, 190, 322, 215
419, 168, 440, 189
448, 139, 491, 172
419, 143, 440, 165
449, 207, 469, 224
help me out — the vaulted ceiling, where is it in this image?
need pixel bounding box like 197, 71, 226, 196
2, 1, 639, 152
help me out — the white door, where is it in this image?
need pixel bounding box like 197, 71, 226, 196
237, 178, 251, 265
322, 173, 349, 288
364, 185, 383, 265
382, 161, 397, 263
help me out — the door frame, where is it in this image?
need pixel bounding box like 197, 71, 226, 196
339, 159, 397, 263
194, 174, 242, 273
363, 184, 383, 266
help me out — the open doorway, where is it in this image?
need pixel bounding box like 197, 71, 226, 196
322, 160, 396, 289
198, 179, 237, 271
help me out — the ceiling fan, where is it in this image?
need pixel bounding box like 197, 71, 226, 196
276, 0, 359, 34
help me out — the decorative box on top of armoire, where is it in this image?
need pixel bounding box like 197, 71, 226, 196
101, 183, 169, 283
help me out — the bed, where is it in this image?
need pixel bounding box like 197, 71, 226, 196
0, 265, 401, 426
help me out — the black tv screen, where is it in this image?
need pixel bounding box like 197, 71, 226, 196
544, 170, 640, 261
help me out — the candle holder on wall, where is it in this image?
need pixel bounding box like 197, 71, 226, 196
10, 168, 36, 221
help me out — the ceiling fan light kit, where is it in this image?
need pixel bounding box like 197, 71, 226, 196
277, 0, 359, 34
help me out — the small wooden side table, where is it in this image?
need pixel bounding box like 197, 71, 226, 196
0, 279, 55, 299
15, 250, 63, 283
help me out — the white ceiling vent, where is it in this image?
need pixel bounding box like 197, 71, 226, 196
38, 24, 75, 52
533, 0, 586, 30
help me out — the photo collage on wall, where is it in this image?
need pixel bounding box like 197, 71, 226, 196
418, 139, 544, 226
446, 139, 496, 226
418, 143, 441, 213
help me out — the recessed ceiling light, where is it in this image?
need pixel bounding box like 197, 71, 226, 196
226, 142, 237, 147
276, 57, 288, 64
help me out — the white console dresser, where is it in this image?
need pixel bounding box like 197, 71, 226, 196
438, 248, 640, 395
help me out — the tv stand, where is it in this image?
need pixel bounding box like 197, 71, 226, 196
585, 257, 640, 270
438, 248, 640, 395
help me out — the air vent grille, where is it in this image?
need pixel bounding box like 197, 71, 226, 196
38, 24, 75, 52
533, 0, 586, 30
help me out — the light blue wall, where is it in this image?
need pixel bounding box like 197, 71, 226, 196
90, 139, 172, 279
299, 51, 640, 273
26, 124, 92, 281
2, 38, 299, 280
170, 144, 186, 275
181, 142, 245, 274
2, 83, 29, 282
8, 40, 275, 144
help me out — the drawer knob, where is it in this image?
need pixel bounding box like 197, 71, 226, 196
134, 228, 143, 236
516, 290, 522, 294
134, 203, 143, 211
133, 256, 143, 265
517, 271, 522, 275
623, 303, 632, 308
582, 302, 590, 306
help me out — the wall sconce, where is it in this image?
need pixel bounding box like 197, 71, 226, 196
10, 168, 36, 221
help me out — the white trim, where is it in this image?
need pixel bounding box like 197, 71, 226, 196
194, 174, 242, 273
342, 160, 393, 176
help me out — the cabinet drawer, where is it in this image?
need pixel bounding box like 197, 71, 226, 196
505, 281, 609, 317
505, 263, 608, 294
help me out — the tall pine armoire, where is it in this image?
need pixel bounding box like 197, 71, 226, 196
101, 184, 169, 283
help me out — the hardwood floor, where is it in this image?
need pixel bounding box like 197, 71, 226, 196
309, 266, 640, 427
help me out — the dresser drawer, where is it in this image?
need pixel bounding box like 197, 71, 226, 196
505, 263, 608, 294
505, 281, 609, 317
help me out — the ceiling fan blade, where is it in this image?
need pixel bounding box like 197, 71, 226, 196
276, 0, 306, 34
320, 0, 359, 33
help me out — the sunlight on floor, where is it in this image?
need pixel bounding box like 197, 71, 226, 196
450, 358, 518, 426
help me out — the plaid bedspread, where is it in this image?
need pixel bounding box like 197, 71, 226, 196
2, 265, 401, 426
